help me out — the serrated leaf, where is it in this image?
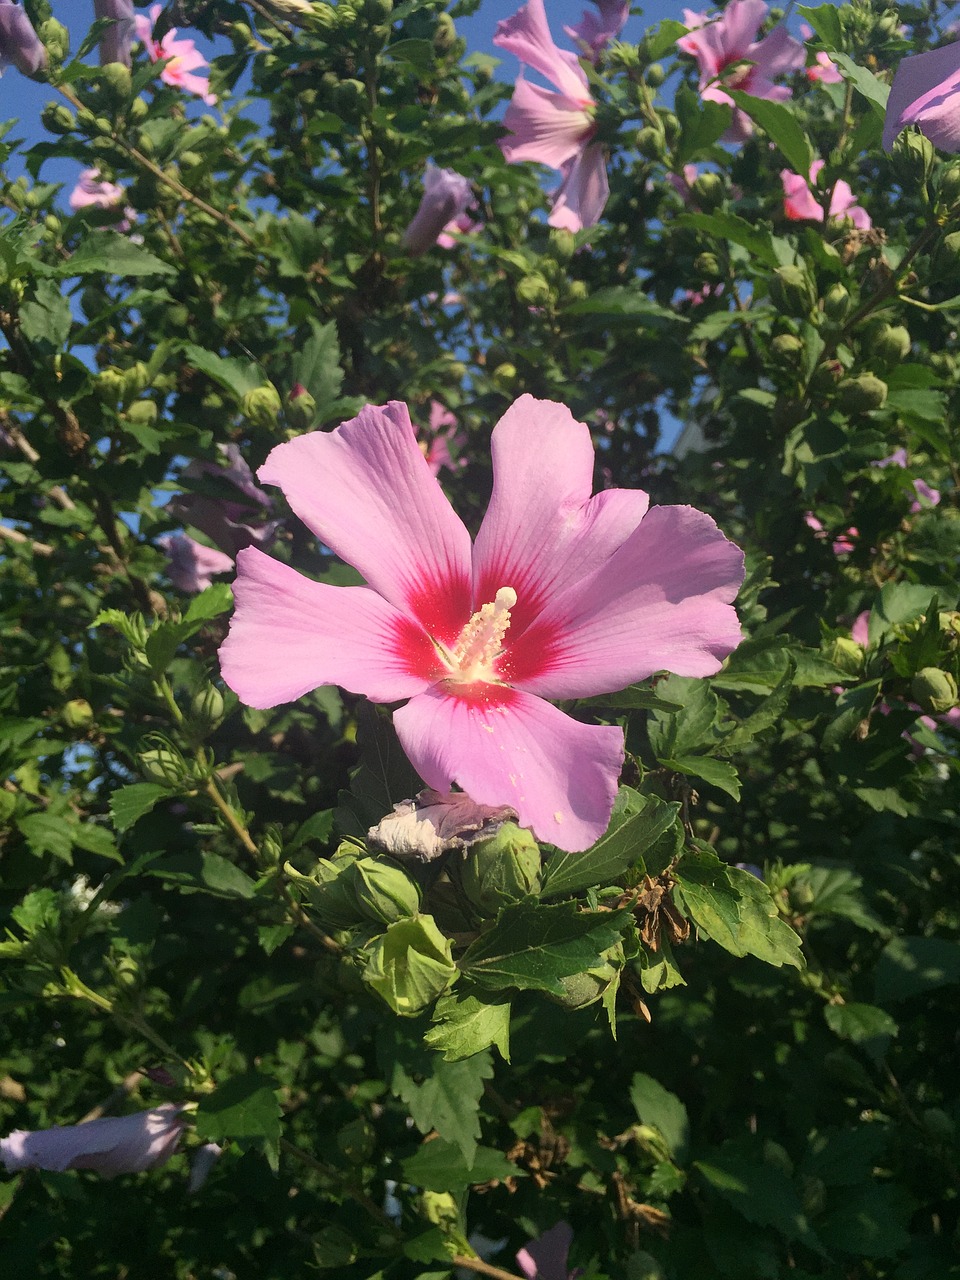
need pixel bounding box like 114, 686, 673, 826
728, 91, 813, 176
195, 1071, 282, 1143
425, 987, 511, 1062
695, 1137, 822, 1249
16, 812, 73, 862
542, 789, 681, 897
678, 211, 781, 269
400, 1139, 522, 1193
184, 582, 234, 623
180, 342, 263, 400
290, 318, 345, 420
70, 823, 121, 864
720, 659, 795, 753
149, 850, 257, 899
564, 286, 687, 325
392, 1049, 493, 1167
460, 902, 624, 995
824, 1002, 897, 1052
662, 755, 741, 799
675, 82, 732, 162
630, 1073, 690, 1161
59, 233, 176, 278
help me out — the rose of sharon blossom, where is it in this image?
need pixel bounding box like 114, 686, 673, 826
421, 401, 467, 477
0, 0, 47, 77
169, 444, 276, 560
517, 1222, 580, 1280
883, 39, 960, 153
69, 168, 136, 232
402, 166, 473, 257
0, 1105, 185, 1178
781, 160, 871, 228
94, 0, 135, 67
158, 533, 234, 593
219, 397, 744, 852
135, 3, 216, 104
494, 0, 609, 231
677, 0, 805, 142
564, 0, 629, 62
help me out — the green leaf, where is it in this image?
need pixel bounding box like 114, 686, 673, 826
180, 342, 263, 400
675, 82, 732, 162
70, 824, 121, 864
336, 702, 423, 836
392, 1048, 494, 1166
460, 902, 625, 995
728, 91, 813, 176
564, 286, 687, 325
195, 1072, 282, 1145
647, 675, 726, 759
401, 1139, 523, 1193
824, 1003, 897, 1055
721, 659, 795, 752
16, 812, 73, 863
20, 280, 72, 349
630, 1073, 690, 1161
678, 212, 781, 269
869, 583, 941, 647
832, 54, 890, 117
184, 583, 234, 624
661, 755, 741, 800
109, 783, 169, 833
695, 1137, 822, 1249
874, 935, 960, 1003
541, 789, 681, 897
647, 17, 688, 60
290, 318, 345, 420
818, 1184, 912, 1257
797, 3, 843, 47
425, 987, 511, 1062
382, 38, 436, 74
149, 851, 258, 899
60, 233, 176, 278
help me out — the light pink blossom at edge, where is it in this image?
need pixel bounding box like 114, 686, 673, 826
0, 1106, 185, 1177
135, 3, 216, 104
218, 397, 744, 852
882, 38, 960, 153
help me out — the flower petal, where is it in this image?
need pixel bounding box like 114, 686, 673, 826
258, 403, 473, 644
513, 504, 744, 698
883, 39, 960, 152
219, 547, 440, 709
393, 685, 624, 852
493, 0, 590, 102
473, 395, 649, 639
548, 143, 609, 230
501, 78, 595, 170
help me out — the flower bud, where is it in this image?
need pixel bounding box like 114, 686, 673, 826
769, 265, 816, 316
691, 171, 724, 210
825, 636, 863, 674
645, 62, 666, 87
550, 943, 623, 1010
822, 283, 850, 322
41, 104, 75, 134
334, 79, 366, 116
837, 374, 887, 413
693, 251, 721, 280
61, 698, 95, 729
352, 858, 422, 925
99, 61, 132, 103
139, 745, 190, 787
362, 914, 457, 1015
126, 400, 158, 426
240, 384, 283, 428
770, 333, 804, 365
872, 324, 911, 364
190, 684, 225, 730
285, 382, 316, 430
284, 849, 365, 930
491, 362, 517, 389
516, 274, 551, 307
634, 126, 665, 160
891, 131, 935, 193
129, 97, 148, 123
94, 367, 127, 405
459, 822, 541, 915
433, 12, 456, 52
938, 162, 960, 209
911, 667, 959, 715
38, 18, 69, 63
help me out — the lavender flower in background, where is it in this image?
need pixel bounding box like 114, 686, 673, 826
69, 168, 136, 232
0, 0, 47, 77
804, 512, 858, 557
421, 400, 467, 476
667, 163, 701, 204
781, 161, 871, 228
94, 0, 135, 67
883, 39, 960, 153
158, 533, 234, 593
402, 166, 473, 257
872, 447, 909, 469
1, 1105, 185, 1177
517, 1222, 580, 1280
564, 0, 629, 61
135, 3, 216, 104
870, 449, 942, 512
187, 1142, 222, 1194
168, 444, 276, 560
676, 0, 805, 142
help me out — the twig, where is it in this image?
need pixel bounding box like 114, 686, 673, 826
79, 1070, 146, 1123
452, 1256, 525, 1280
0, 524, 54, 556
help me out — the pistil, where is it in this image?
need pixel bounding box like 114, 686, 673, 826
441, 587, 517, 684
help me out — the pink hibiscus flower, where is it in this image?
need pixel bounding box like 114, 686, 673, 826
421, 400, 467, 476
883, 38, 960, 153
1, 1106, 185, 1178
135, 3, 216, 105
402, 165, 473, 257
69, 168, 136, 231
158, 533, 234, 593
518, 1222, 581, 1280
494, 0, 609, 231
218, 397, 744, 852
677, 0, 805, 141
564, 0, 629, 61
781, 160, 871, 228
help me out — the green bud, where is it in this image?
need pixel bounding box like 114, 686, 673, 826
550, 943, 623, 1010
823, 283, 850, 322
661, 111, 680, 143
38, 18, 70, 63
549, 228, 576, 261
334, 79, 366, 116
770, 333, 804, 364
693, 251, 721, 280
61, 698, 94, 729
190, 684, 225, 730
362, 914, 457, 1016
41, 103, 75, 135
99, 61, 132, 103
837, 374, 887, 413
241, 384, 283, 428
285, 383, 316, 430
516, 274, 551, 307
284, 850, 365, 930
911, 667, 958, 715
770, 265, 816, 316
260, 829, 283, 868
352, 858, 422, 925
130, 97, 149, 124
44, 214, 60, 235
179, 150, 203, 170
123, 361, 150, 399
126, 399, 158, 426
364, 0, 393, 20
922, 1107, 955, 1140
645, 62, 666, 87
809, 359, 843, 395
94, 367, 127, 405
825, 636, 864, 674
459, 822, 541, 915
938, 162, 960, 209
691, 171, 724, 210
491, 362, 517, 389
891, 131, 935, 191
634, 126, 665, 160
567, 280, 588, 301
433, 12, 456, 52
872, 324, 911, 364
139, 745, 190, 787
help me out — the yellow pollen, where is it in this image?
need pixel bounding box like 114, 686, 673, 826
444, 586, 517, 684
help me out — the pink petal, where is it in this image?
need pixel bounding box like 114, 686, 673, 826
257, 403, 473, 645
516, 1222, 575, 1280
0, 1106, 185, 1178
781, 169, 823, 221
501, 78, 595, 170
393, 686, 624, 852
218, 547, 440, 709
493, 0, 591, 103
748, 23, 805, 81
883, 39, 960, 152
472, 396, 650, 642
512, 504, 744, 698
548, 143, 609, 230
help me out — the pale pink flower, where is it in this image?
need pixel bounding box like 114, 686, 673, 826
158, 533, 234, 593
804, 512, 858, 555
564, 0, 629, 61
402, 166, 473, 256
781, 160, 871, 228
218, 397, 744, 852
436, 210, 481, 249
169, 444, 276, 559
911, 477, 941, 511
0, 0, 47, 77
421, 401, 467, 476
883, 39, 960, 153
135, 3, 216, 104
1, 1106, 185, 1178
69, 168, 136, 231
517, 1222, 581, 1280
851, 610, 870, 646
667, 163, 701, 203
494, 0, 609, 231
684, 281, 724, 307
872, 447, 909, 469
807, 50, 842, 83
677, 0, 805, 141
